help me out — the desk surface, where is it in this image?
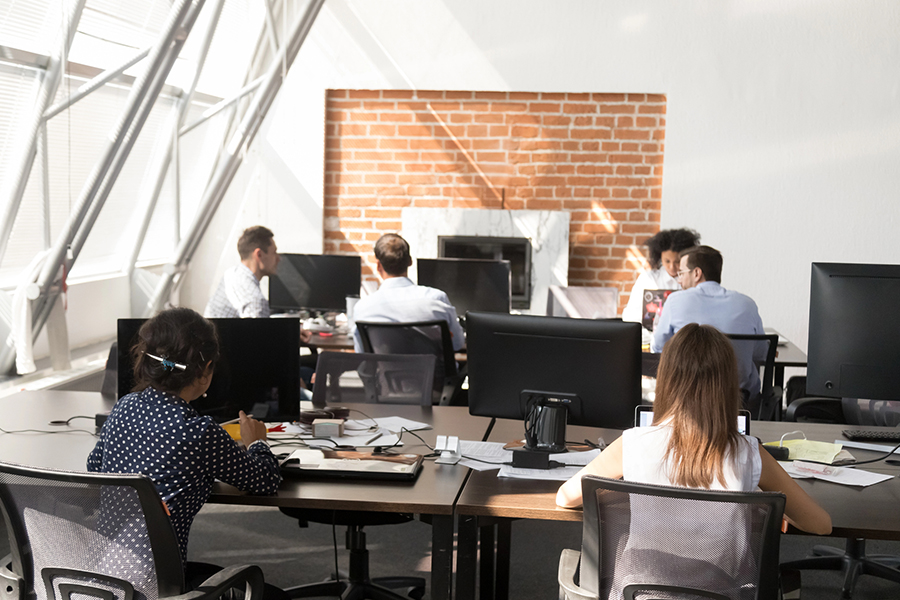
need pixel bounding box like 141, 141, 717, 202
458, 418, 900, 540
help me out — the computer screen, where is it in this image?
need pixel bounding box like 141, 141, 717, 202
416, 258, 511, 316
466, 312, 642, 428
269, 254, 361, 313
118, 318, 302, 421
808, 262, 900, 401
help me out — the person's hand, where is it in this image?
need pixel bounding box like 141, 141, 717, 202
239, 410, 267, 446
300, 328, 312, 343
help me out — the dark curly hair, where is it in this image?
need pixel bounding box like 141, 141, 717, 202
131, 308, 220, 394
644, 228, 701, 270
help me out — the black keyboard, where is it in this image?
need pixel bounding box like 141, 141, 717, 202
842, 429, 900, 443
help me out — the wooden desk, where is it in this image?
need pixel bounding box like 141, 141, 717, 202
456, 418, 900, 600
0, 391, 491, 600
305, 331, 354, 351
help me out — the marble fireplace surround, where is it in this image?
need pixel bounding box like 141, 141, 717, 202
400, 208, 570, 315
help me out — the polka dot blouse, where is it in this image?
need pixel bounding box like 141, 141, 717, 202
87, 386, 282, 563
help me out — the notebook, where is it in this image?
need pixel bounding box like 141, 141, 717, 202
280, 448, 424, 481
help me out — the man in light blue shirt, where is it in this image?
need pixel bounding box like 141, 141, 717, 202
652, 245, 766, 404
351, 234, 465, 352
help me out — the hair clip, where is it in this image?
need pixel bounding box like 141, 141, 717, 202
145, 353, 187, 372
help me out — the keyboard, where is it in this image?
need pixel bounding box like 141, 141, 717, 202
842, 429, 900, 443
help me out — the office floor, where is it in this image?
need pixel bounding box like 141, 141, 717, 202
186, 504, 900, 600
0, 501, 899, 598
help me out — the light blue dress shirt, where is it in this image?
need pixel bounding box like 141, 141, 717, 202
651, 281, 766, 395
351, 277, 465, 352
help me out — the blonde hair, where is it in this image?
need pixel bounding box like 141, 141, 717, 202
652, 323, 742, 488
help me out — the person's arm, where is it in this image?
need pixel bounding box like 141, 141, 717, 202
622, 271, 651, 323
650, 304, 673, 353
757, 445, 832, 535
556, 437, 625, 509
203, 413, 282, 495
87, 437, 104, 472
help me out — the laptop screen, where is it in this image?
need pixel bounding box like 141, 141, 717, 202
634, 405, 750, 435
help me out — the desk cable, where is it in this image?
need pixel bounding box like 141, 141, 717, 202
786, 438, 900, 467
1, 415, 98, 436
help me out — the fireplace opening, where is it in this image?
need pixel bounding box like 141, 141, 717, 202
438, 236, 532, 309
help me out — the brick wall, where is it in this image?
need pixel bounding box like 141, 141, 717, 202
323, 90, 666, 313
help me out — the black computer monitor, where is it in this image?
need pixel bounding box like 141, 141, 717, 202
269, 254, 361, 313
117, 318, 302, 421
808, 262, 900, 400
416, 258, 511, 316
466, 312, 642, 430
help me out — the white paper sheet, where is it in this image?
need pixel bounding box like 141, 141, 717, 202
458, 440, 512, 471
781, 461, 894, 487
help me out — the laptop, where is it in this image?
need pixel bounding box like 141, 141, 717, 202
280, 448, 424, 481
634, 405, 751, 435
641, 289, 675, 331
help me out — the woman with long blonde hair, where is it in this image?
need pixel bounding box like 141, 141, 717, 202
556, 323, 831, 534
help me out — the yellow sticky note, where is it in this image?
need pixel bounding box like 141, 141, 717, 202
222, 423, 241, 441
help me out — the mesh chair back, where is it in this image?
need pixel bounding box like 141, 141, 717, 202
311, 353, 435, 407
355, 321, 456, 396
726, 334, 778, 420
580, 476, 785, 600
0, 462, 184, 600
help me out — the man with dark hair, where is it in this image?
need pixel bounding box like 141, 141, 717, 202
651, 245, 766, 404
351, 233, 465, 352
205, 226, 280, 318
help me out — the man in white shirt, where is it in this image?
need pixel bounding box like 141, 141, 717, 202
651, 245, 767, 406
205, 226, 280, 319
351, 233, 465, 352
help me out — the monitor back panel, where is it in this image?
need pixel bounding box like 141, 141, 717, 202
416, 258, 511, 315
270, 254, 361, 313
118, 318, 301, 421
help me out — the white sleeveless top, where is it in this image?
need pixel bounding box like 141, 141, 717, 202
621, 424, 762, 491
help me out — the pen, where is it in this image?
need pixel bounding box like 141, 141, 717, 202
366, 432, 383, 445
221, 414, 253, 425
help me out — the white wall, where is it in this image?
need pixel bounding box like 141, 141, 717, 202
180, 0, 900, 353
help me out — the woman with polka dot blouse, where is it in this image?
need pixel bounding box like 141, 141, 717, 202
87, 307, 282, 566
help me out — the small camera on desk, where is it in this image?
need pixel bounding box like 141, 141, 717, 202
312, 419, 344, 437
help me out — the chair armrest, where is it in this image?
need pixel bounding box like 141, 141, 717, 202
558, 549, 598, 600
785, 397, 844, 423
164, 565, 265, 600
0, 555, 23, 600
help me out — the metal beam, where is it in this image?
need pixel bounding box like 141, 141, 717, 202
178, 76, 263, 136
0, 0, 87, 266
68, 0, 209, 263
43, 47, 152, 121
145, 0, 326, 315
0, 0, 202, 375
123, 0, 226, 276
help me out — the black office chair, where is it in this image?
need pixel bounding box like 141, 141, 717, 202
726, 333, 781, 421
311, 352, 435, 407
0, 461, 266, 600
558, 475, 787, 600
784, 395, 900, 597
282, 353, 433, 600
355, 320, 464, 406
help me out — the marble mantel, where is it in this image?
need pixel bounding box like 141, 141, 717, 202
400, 208, 569, 315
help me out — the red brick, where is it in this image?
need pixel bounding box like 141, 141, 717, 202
474, 113, 505, 124
592, 93, 626, 102
639, 104, 666, 114
377, 139, 408, 150
542, 116, 571, 126
446, 91, 474, 99
600, 104, 636, 114
380, 113, 413, 122
326, 89, 348, 99
414, 91, 445, 100
570, 129, 612, 140
636, 116, 657, 128
382, 90, 416, 99
563, 103, 597, 114
466, 125, 489, 137
646, 94, 666, 103
615, 129, 651, 141
529, 103, 561, 112
621, 142, 639, 152
627, 94, 646, 102
348, 90, 380, 99
450, 113, 473, 123
397, 124, 433, 137
490, 103, 528, 112
609, 154, 643, 164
